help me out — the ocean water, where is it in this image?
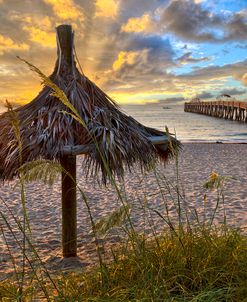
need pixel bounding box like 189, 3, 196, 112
121, 104, 247, 143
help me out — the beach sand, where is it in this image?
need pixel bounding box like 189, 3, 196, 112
1, 143, 247, 279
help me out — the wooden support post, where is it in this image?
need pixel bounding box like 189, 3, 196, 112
56, 24, 74, 66
61, 155, 77, 257
56, 24, 78, 258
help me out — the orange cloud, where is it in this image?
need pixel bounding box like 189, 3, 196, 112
241, 73, 247, 85
121, 13, 156, 33
0, 34, 29, 55
110, 92, 161, 104
9, 12, 53, 31
23, 26, 56, 48
96, 0, 119, 19
44, 0, 84, 21
113, 51, 140, 71
25, 16, 52, 30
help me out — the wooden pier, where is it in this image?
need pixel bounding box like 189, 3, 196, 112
184, 101, 247, 122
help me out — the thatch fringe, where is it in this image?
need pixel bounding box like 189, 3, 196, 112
0, 25, 180, 183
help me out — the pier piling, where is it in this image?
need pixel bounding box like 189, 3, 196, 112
184, 101, 247, 123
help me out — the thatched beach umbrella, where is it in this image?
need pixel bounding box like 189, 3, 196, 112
0, 25, 179, 258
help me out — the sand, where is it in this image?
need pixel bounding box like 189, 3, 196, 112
1, 143, 247, 279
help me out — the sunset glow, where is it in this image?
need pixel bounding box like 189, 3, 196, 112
0, 0, 247, 110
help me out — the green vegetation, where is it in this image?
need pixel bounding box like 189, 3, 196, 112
0, 63, 247, 301
53, 228, 247, 301
1, 224, 247, 301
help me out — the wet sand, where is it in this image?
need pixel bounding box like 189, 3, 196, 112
1, 143, 247, 279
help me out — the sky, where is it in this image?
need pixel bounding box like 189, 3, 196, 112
0, 0, 247, 109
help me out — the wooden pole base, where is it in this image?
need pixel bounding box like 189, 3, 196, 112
61, 155, 77, 258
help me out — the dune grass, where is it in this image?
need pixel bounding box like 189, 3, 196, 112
1, 226, 247, 301
1, 64, 247, 301
50, 227, 247, 302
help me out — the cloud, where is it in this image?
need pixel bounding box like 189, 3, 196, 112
121, 0, 247, 43
10, 13, 53, 30
170, 59, 247, 100
236, 44, 247, 49
121, 13, 156, 33
195, 91, 214, 99
177, 52, 211, 64
43, 0, 84, 21
240, 73, 247, 85
98, 29, 247, 99
178, 59, 247, 83
224, 10, 247, 41
0, 34, 29, 55
124, 35, 175, 67
32, 16, 52, 29
113, 50, 143, 71
222, 49, 229, 55
93, 33, 175, 77
99, 35, 176, 94
0, 62, 41, 105
0, 0, 246, 106
95, 0, 119, 19
121, 0, 223, 41
119, 0, 165, 19
7, 12, 56, 48
23, 26, 56, 47
160, 0, 223, 42
111, 49, 152, 79
219, 88, 247, 96
110, 47, 170, 82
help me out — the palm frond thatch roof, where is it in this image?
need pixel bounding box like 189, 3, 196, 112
0, 25, 180, 182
